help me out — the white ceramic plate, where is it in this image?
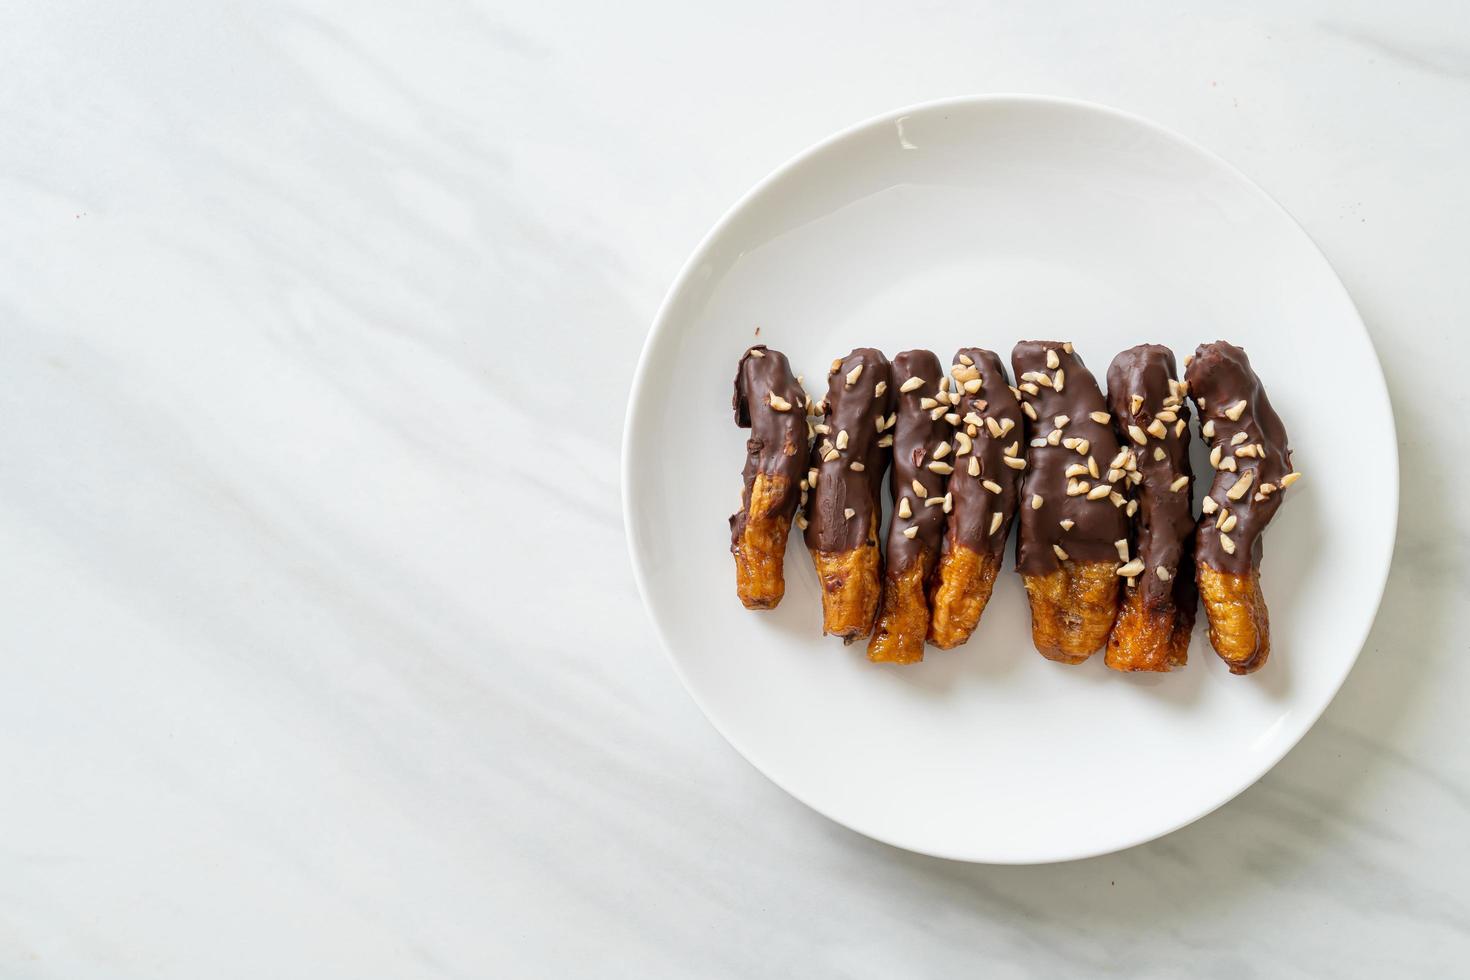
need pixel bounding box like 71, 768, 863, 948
623, 95, 1395, 864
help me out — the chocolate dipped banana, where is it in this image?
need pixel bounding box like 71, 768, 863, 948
1104, 345, 1196, 671
804, 349, 895, 642
1010, 341, 1128, 663
730, 345, 810, 609
1186, 342, 1299, 674
869, 350, 952, 664
927, 349, 1024, 650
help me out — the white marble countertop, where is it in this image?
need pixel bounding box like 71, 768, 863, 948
3, 1, 1466, 975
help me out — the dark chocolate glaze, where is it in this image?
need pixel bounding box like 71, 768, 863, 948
804, 349, 894, 554
1186, 342, 1294, 574
1106, 345, 1195, 603
943, 348, 1023, 560
730, 345, 809, 544
885, 350, 951, 572
1011, 341, 1128, 575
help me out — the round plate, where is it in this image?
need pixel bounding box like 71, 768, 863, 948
622, 95, 1395, 863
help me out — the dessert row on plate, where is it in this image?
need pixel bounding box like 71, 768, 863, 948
730, 340, 1299, 674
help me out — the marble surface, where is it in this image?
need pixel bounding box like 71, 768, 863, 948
2, 1, 1466, 975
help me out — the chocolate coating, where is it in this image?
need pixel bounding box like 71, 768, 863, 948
1106, 344, 1195, 601
885, 350, 951, 572
1186, 342, 1294, 574
804, 349, 894, 554
730, 345, 808, 544
1011, 341, 1128, 575
943, 349, 1023, 560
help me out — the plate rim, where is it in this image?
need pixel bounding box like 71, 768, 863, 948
620, 93, 1399, 864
